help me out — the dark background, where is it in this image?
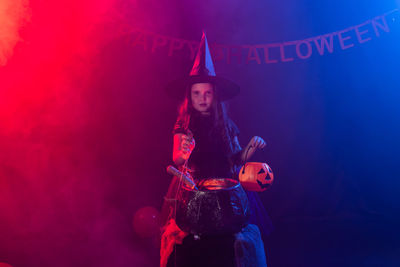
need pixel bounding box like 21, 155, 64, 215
1, 0, 400, 266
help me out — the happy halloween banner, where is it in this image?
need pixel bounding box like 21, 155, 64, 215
128, 9, 399, 64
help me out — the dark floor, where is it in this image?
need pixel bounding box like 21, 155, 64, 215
1, 214, 399, 267
265, 215, 400, 267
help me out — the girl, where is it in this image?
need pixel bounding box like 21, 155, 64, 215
161, 33, 272, 267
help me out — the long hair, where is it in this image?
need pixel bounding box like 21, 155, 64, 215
174, 85, 235, 154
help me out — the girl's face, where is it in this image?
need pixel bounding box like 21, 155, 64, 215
191, 83, 214, 114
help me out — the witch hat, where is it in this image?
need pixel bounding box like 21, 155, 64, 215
166, 32, 240, 101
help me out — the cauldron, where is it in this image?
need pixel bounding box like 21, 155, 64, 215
175, 178, 250, 235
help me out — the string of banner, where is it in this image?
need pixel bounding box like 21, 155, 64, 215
127, 9, 399, 64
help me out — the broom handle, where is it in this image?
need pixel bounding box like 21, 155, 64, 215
166, 165, 198, 190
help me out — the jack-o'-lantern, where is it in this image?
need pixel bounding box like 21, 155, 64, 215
239, 162, 274, 192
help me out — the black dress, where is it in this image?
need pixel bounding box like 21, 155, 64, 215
162, 112, 273, 267
180, 111, 241, 179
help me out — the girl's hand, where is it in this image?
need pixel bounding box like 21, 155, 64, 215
241, 136, 266, 162
173, 132, 195, 165
248, 136, 266, 150
181, 134, 195, 154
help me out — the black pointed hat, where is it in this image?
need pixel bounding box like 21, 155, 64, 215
166, 32, 240, 101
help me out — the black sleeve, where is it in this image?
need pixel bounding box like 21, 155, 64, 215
228, 118, 244, 165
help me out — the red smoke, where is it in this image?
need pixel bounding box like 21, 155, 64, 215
0, 1, 145, 265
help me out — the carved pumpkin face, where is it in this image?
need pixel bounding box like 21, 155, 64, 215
239, 162, 274, 192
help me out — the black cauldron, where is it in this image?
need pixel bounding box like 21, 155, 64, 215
175, 178, 250, 235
